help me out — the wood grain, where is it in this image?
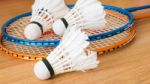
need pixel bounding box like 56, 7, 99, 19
0, 0, 150, 84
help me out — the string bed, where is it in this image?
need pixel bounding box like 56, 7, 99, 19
2, 5, 132, 46
0, 26, 135, 60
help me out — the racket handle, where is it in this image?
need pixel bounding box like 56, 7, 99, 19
125, 5, 150, 20
125, 5, 150, 12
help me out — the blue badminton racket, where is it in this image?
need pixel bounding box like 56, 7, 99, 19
1, 5, 150, 47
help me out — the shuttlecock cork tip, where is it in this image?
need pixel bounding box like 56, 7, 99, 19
24, 24, 42, 40
34, 61, 51, 80
52, 19, 66, 35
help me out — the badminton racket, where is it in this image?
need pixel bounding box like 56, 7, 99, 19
0, 26, 135, 60
2, 5, 149, 47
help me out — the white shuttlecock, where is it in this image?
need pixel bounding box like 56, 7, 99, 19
52, 0, 106, 35
34, 26, 100, 80
24, 0, 69, 40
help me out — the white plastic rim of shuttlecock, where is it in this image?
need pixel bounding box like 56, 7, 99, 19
24, 24, 42, 40
52, 19, 67, 35
34, 61, 51, 80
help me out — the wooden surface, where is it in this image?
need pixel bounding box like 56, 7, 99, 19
0, 0, 150, 84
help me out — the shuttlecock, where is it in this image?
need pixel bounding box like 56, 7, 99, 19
34, 26, 100, 80
24, 0, 69, 40
52, 0, 106, 35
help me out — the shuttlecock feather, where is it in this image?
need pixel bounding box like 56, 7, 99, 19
24, 0, 69, 40
34, 26, 99, 80
52, 0, 106, 35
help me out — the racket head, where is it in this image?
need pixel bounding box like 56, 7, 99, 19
2, 5, 134, 47
0, 26, 136, 60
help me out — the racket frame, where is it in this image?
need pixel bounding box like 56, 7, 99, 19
2, 5, 134, 47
